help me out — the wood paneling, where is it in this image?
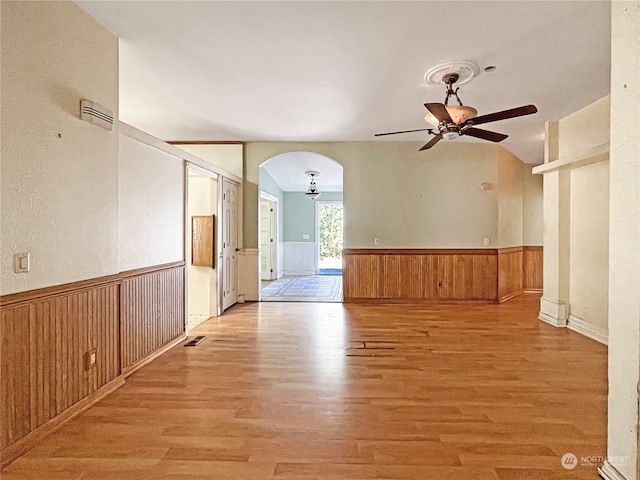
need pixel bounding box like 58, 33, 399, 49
1, 283, 120, 455
120, 265, 185, 371
1, 306, 31, 449
343, 255, 379, 299
343, 249, 498, 302
498, 247, 524, 303
523, 246, 543, 291
0, 262, 185, 468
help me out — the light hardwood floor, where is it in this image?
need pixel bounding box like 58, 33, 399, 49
3, 294, 607, 479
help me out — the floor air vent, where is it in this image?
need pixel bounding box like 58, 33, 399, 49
184, 336, 207, 347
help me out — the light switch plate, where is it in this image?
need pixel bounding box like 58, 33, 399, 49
14, 252, 30, 273
484, 238, 490, 246
303, 234, 310, 239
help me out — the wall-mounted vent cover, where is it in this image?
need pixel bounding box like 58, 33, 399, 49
80, 99, 114, 130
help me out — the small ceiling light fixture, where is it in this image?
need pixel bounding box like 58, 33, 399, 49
304, 171, 321, 200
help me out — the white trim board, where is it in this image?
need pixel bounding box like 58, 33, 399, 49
538, 297, 568, 327
567, 314, 608, 345
283, 270, 317, 276
599, 461, 629, 480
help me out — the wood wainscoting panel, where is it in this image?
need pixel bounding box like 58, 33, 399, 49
1, 306, 31, 450
1, 262, 185, 468
120, 264, 185, 371
498, 247, 524, 303
343, 255, 379, 300
1, 283, 120, 454
523, 246, 543, 291
343, 249, 498, 302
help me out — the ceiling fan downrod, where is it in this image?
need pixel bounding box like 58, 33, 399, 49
442, 73, 464, 107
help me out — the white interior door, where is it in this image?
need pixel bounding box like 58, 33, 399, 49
222, 178, 238, 310
260, 200, 272, 280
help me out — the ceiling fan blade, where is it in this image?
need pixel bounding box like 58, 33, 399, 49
374, 128, 433, 137
424, 103, 453, 124
469, 104, 537, 126
463, 127, 508, 142
419, 134, 443, 151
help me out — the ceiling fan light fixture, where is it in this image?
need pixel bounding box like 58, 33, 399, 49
424, 105, 478, 127
442, 131, 459, 141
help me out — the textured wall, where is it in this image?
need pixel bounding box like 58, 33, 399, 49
174, 144, 243, 179
606, 2, 640, 478
522, 164, 543, 246
497, 149, 524, 248
1, 1, 119, 294
245, 141, 506, 250
119, 133, 184, 272
187, 175, 217, 317
569, 161, 609, 334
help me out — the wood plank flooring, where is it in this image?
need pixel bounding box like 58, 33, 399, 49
2, 294, 607, 479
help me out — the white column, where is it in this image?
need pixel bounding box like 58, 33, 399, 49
538, 121, 571, 327
600, 2, 640, 480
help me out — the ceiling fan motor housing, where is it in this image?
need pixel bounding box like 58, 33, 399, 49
442, 131, 459, 141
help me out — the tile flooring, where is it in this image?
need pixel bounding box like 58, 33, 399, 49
260, 275, 343, 302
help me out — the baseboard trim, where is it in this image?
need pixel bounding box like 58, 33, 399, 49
499, 290, 523, 303
344, 298, 497, 305
538, 297, 567, 327
283, 270, 316, 276
0, 375, 125, 469
523, 288, 543, 293
122, 333, 187, 378
567, 314, 608, 345
599, 461, 628, 480
539, 311, 567, 327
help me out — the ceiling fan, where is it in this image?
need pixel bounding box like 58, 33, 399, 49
375, 73, 538, 151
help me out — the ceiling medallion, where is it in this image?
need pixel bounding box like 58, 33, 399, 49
424, 61, 479, 87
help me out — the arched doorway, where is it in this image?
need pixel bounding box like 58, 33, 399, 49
258, 151, 343, 302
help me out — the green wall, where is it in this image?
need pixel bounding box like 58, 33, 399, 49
284, 192, 343, 242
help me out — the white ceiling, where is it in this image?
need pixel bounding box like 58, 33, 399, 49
76, 1, 611, 165
262, 152, 343, 192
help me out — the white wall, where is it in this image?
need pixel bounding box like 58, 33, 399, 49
175, 144, 243, 179
537, 95, 610, 342
1, 1, 120, 295
523, 164, 543, 246
119, 133, 184, 271
559, 96, 610, 158
497, 148, 524, 247
569, 161, 609, 336
561, 97, 610, 342
187, 174, 218, 319
605, 2, 640, 479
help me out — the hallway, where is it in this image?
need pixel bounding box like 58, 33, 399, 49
2, 295, 607, 479
260, 275, 343, 302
